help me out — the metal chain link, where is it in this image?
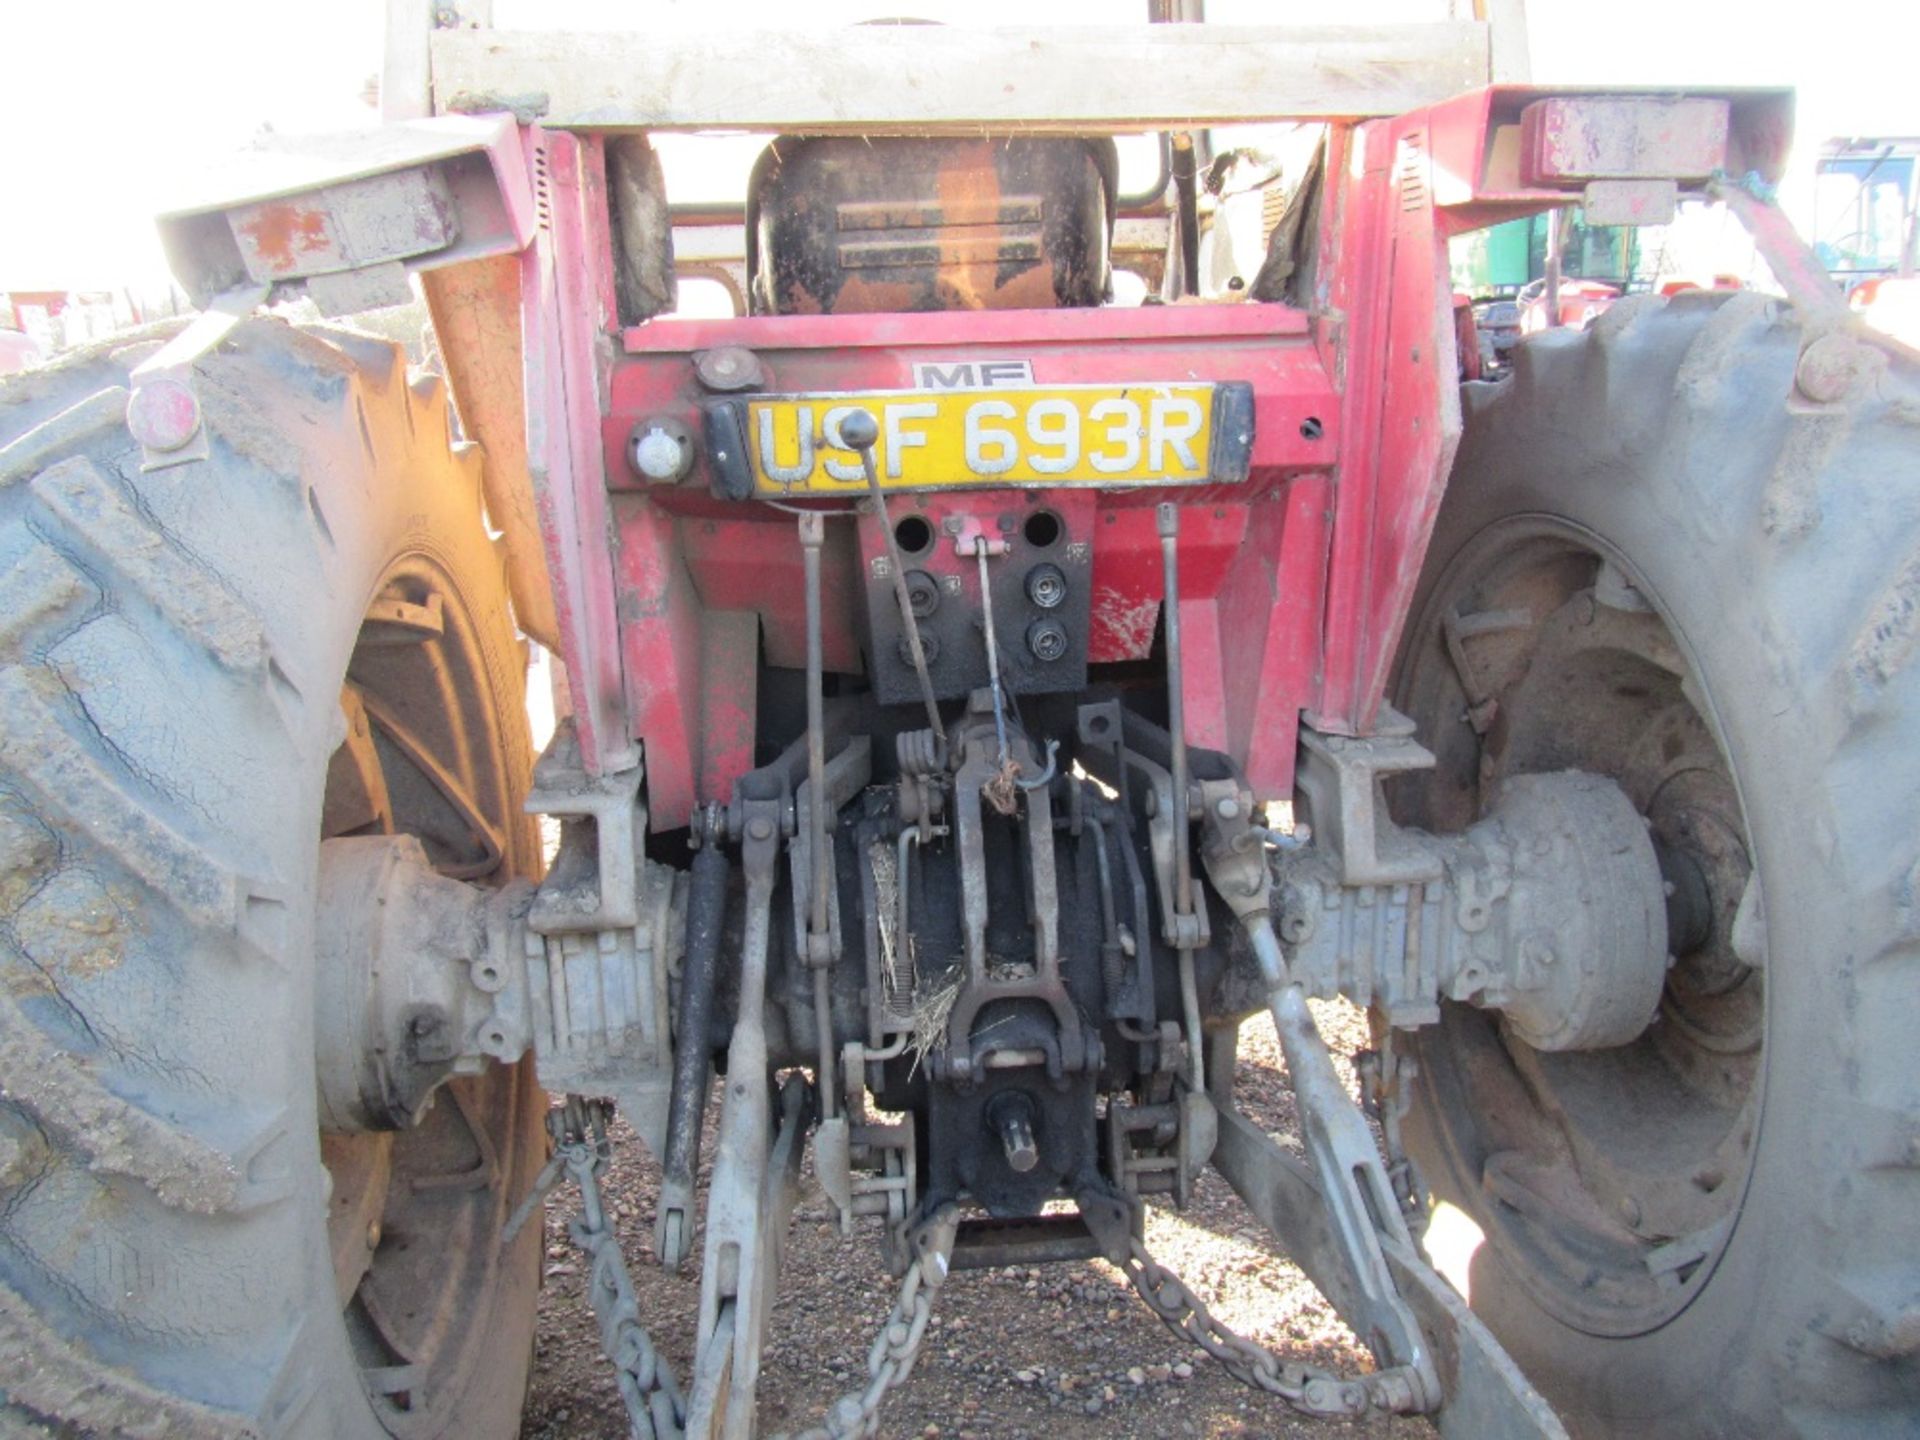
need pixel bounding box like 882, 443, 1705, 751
514, 1101, 1415, 1435
1121, 1233, 1426, 1419
776, 1205, 962, 1440
1357, 1033, 1432, 1248
509, 1097, 688, 1440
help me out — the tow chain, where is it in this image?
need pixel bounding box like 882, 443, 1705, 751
776, 1205, 962, 1440
504, 1097, 688, 1440
511, 1105, 957, 1440
1121, 1233, 1427, 1418
512, 1104, 1415, 1433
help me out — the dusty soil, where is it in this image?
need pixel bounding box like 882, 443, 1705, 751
523, 1001, 1429, 1440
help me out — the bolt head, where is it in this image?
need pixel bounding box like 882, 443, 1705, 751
126, 378, 201, 453
1215, 797, 1241, 820
747, 816, 774, 841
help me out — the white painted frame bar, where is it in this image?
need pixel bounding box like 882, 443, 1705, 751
429, 23, 1492, 132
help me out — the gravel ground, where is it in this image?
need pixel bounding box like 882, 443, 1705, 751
523, 1000, 1429, 1440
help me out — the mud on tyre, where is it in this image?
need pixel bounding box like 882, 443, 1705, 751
0, 319, 544, 1437
1391, 291, 1920, 1437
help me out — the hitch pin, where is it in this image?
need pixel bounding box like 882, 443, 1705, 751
1017, 739, 1060, 791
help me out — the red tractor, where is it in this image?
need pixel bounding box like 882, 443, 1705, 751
2, 7, 1914, 1438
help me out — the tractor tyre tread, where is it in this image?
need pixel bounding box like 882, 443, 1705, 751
1402, 290, 1920, 1435
0, 318, 535, 1438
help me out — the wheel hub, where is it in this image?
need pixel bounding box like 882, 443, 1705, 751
1393, 523, 1766, 1336
1276, 730, 1673, 1054
314, 835, 533, 1132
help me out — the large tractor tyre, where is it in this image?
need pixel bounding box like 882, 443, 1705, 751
0, 319, 545, 1437
1390, 290, 1920, 1437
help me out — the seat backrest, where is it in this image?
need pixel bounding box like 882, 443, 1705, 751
746, 136, 1117, 315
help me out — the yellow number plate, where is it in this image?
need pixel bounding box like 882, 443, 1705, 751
746, 385, 1222, 495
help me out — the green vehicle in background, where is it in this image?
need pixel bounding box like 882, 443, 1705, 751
1453, 209, 1639, 372
1453, 139, 1919, 370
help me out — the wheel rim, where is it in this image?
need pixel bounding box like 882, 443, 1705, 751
1394, 516, 1764, 1337
320, 556, 536, 1429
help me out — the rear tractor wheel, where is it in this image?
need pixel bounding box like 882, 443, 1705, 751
0, 320, 545, 1436
1392, 292, 1920, 1436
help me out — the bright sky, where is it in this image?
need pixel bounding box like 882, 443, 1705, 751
4, 0, 1915, 290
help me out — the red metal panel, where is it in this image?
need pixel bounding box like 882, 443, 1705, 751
613, 491, 850, 821
520, 128, 634, 775
1081, 485, 1327, 794
516, 84, 1802, 820
1219, 477, 1332, 790
612, 497, 703, 824
1086, 500, 1251, 665
1180, 598, 1227, 751
697, 610, 760, 805
676, 514, 860, 673
607, 310, 1335, 493
1310, 117, 1462, 735
608, 306, 1338, 805
421, 255, 559, 651
1305, 84, 1784, 735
